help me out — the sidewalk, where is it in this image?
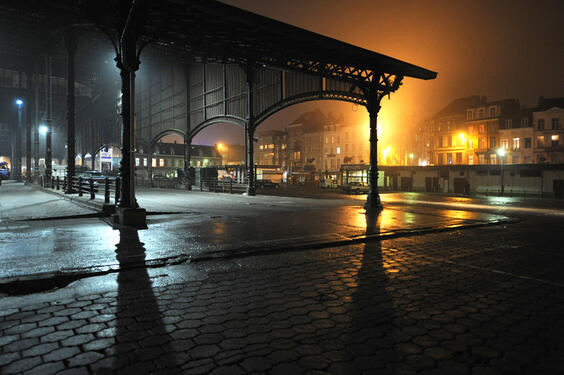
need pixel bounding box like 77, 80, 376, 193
0, 182, 510, 284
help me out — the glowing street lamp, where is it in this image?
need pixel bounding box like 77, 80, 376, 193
382, 146, 391, 165
39, 125, 49, 135
497, 147, 505, 195
409, 153, 414, 166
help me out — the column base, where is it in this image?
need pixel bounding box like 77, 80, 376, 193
364, 193, 383, 212
103, 203, 116, 214
113, 207, 147, 228
246, 188, 256, 196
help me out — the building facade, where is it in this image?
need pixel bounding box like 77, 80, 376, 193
428, 96, 564, 166
533, 98, 564, 164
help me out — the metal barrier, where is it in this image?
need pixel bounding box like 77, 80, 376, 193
44, 175, 121, 207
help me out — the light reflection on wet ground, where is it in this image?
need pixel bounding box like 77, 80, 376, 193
0, 183, 513, 280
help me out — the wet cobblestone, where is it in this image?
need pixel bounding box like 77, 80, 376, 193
1, 218, 564, 374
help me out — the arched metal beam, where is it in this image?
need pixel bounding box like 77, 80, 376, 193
94, 142, 122, 156
150, 129, 187, 147
187, 115, 246, 140
253, 90, 367, 130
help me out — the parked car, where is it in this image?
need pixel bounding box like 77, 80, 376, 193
256, 179, 280, 189
342, 181, 369, 194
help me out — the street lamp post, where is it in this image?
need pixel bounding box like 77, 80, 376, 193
497, 148, 505, 196
15, 99, 24, 182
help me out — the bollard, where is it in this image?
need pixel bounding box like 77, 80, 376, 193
51, 176, 55, 189
115, 177, 121, 204
230, 178, 233, 194
56, 176, 60, 190
104, 177, 110, 203
78, 177, 83, 197
89, 178, 95, 199
200, 177, 203, 191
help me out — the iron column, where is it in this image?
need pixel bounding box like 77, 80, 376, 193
364, 90, 382, 211
65, 29, 77, 193
115, 19, 146, 227
45, 56, 53, 182
184, 61, 192, 190
245, 62, 256, 196
34, 52, 39, 182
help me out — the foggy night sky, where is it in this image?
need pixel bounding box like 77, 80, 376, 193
193, 0, 564, 147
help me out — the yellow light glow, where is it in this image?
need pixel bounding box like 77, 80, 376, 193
217, 143, 224, 150
458, 133, 465, 141
409, 153, 414, 158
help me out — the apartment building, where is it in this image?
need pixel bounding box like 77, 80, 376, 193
533, 97, 564, 164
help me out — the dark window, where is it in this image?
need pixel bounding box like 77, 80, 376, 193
448, 136, 452, 147
490, 137, 496, 148
538, 119, 545, 130
438, 136, 443, 148
456, 153, 462, 163
552, 118, 560, 129
524, 138, 532, 148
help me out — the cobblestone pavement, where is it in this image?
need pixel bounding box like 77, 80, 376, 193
1, 216, 564, 374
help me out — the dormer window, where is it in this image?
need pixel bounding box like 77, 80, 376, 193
467, 110, 474, 120
489, 107, 496, 117
478, 108, 485, 119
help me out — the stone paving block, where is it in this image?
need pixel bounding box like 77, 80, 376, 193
3, 337, 39, 352
26, 361, 65, 375
22, 342, 58, 357
240, 356, 275, 372
43, 346, 81, 362
2, 356, 42, 373
0, 352, 19, 367
5, 322, 36, 334
67, 351, 106, 368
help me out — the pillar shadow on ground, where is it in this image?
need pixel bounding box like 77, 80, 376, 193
345, 212, 399, 373
112, 227, 179, 372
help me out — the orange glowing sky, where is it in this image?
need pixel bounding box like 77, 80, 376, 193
193, 0, 564, 147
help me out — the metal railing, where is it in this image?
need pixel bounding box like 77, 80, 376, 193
42, 175, 121, 205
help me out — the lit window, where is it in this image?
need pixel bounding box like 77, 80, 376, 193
159, 159, 165, 167
135, 158, 140, 166
512, 137, 520, 150
143, 158, 147, 166
336, 147, 341, 154
152, 159, 157, 167
551, 135, 559, 141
